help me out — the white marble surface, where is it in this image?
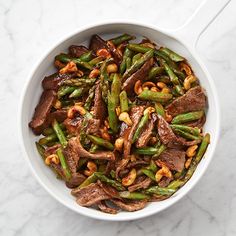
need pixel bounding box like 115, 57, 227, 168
1, 0, 236, 235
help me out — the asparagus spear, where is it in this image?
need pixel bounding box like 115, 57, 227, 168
110, 34, 135, 45
56, 147, 71, 180
146, 186, 175, 195
87, 135, 114, 151
52, 119, 68, 148
119, 191, 149, 200
171, 111, 204, 124
159, 47, 184, 62
138, 90, 172, 103
119, 90, 129, 112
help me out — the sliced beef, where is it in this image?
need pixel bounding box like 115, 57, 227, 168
63, 138, 80, 173
89, 34, 107, 53
166, 86, 206, 117
136, 118, 154, 148
86, 118, 101, 135
158, 176, 173, 188
69, 45, 89, 58
45, 144, 61, 156
69, 136, 115, 161
97, 180, 120, 199
110, 199, 147, 212
46, 109, 67, 125
63, 117, 81, 134
122, 59, 154, 93
93, 81, 107, 122
126, 160, 149, 169
157, 115, 176, 145
97, 201, 118, 214
159, 148, 186, 172
123, 106, 145, 158
107, 41, 122, 64
72, 183, 111, 207
66, 173, 86, 189
115, 159, 129, 179
29, 90, 56, 135
157, 115, 199, 147
42, 73, 76, 90
128, 177, 152, 192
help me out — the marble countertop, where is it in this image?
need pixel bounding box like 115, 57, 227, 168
1, 0, 236, 235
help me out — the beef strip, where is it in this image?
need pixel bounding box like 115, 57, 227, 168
136, 118, 155, 148
159, 148, 186, 172
63, 117, 81, 134
45, 144, 61, 156
69, 136, 115, 161
72, 183, 111, 207
89, 34, 107, 53
126, 160, 149, 169
123, 106, 145, 158
97, 180, 120, 199
66, 173, 86, 189
42, 72, 76, 90
166, 86, 206, 117
110, 199, 147, 212
29, 90, 56, 135
107, 41, 122, 64
97, 201, 118, 214
122, 59, 154, 94
93, 81, 107, 122
128, 177, 152, 192
46, 109, 67, 125
157, 115, 200, 147
158, 176, 173, 188
68, 45, 89, 57
86, 118, 101, 135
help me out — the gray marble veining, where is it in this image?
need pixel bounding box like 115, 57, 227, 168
0, 0, 236, 235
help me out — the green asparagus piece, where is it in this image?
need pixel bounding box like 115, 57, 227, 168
132, 112, 149, 143
148, 66, 165, 79
55, 53, 92, 70
94, 172, 125, 191
147, 160, 158, 172
119, 90, 129, 112
184, 133, 210, 181
62, 78, 96, 87
138, 90, 172, 103
162, 60, 180, 86
123, 49, 154, 79
88, 56, 104, 66
111, 34, 134, 45
42, 124, 65, 136
119, 191, 149, 200
153, 144, 166, 159
134, 147, 158, 155
52, 119, 68, 148
79, 172, 98, 188
35, 142, 45, 159
111, 73, 121, 106
141, 169, 156, 181
159, 47, 184, 62
57, 86, 77, 98
56, 147, 71, 180
69, 88, 84, 98
110, 170, 116, 179
171, 111, 204, 124
146, 186, 176, 195
84, 85, 96, 110
120, 47, 132, 74
154, 102, 165, 117
87, 134, 114, 150
157, 75, 171, 84
167, 180, 184, 189
79, 51, 93, 62
170, 124, 201, 137
125, 57, 132, 70
132, 53, 142, 65
174, 85, 184, 96
108, 91, 119, 133
171, 128, 201, 140
39, 133, 58, 145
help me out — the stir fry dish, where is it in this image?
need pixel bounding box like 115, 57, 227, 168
29, 33, 210, 214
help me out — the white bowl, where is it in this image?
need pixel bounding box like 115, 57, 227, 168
19, 21, 220, 221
